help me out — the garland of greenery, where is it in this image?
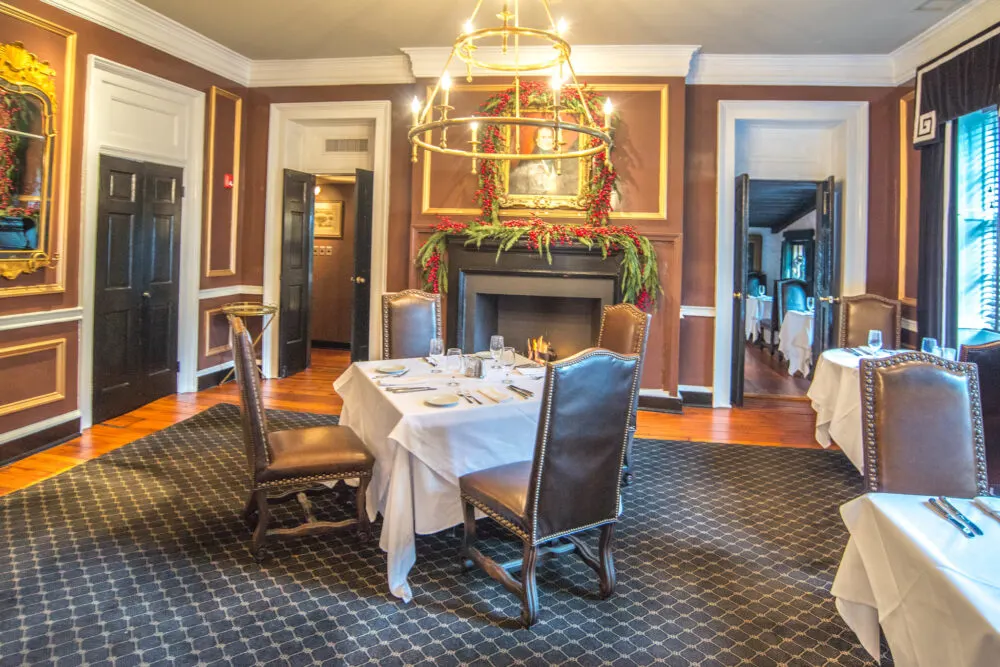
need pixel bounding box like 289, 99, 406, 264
416, 217, 659, 311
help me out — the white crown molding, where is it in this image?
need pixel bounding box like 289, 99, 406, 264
891, 0, 1000, 85
403, 45, 700, 79
198, 285, 264, 300
687, 54, 896, 87
0, 307, 84, 331
249, 56, 415, 88
39, 0, 251, 85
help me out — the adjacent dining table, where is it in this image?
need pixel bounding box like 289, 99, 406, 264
745, 294, 773, 341
777, 309, 814, 376
333, 356, 545, 601
807, 347, 879, 474
832, 493, 1000, 666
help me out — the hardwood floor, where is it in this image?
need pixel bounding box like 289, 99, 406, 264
743, 341, 811, 397
0, 349, 823, 497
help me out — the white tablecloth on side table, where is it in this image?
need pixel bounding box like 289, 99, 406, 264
333, 357, 543, 602
777, 310, 814, 376
745, 295, 773, 340
807, 348, 865, 473
832, 493, 1000, 666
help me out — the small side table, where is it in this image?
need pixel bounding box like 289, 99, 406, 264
220, 301, 278, 385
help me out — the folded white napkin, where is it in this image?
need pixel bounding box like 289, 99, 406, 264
478, 387, 512, 404
516, 365, 546, 379
975, 497, 1000, 521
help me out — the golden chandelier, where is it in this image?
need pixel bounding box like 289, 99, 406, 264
407, 0, 614, 171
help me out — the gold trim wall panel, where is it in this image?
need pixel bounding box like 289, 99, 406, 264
0, 3, 76, 298
0, 337, 66, 416
421, 83, 668, 220
202, 306, 232, 357
204, 86, 242, 278
898, 92, 917, 307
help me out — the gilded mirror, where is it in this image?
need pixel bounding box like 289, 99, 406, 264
0, 42, 57, 278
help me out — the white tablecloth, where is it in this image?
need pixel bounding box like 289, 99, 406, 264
745, 295, 773, 340
808, 348, 865, 473
832, 493, 1000, 666
333, 357, 544, 602
777, 310, 814, 376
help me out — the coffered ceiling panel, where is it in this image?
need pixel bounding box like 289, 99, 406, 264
135, 0, 970, 60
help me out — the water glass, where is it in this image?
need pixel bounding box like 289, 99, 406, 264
429, 337, 444, 372
942, 347, 957, 361
490, 335, 505, 367
500, 346, 517, 383
757, 285, 766, 297
806, 297, 815, 312
445, 347, 463, 385
921, 337, 939, 355
867, 330, 883, 355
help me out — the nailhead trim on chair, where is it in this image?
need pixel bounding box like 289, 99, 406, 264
838, 294, 903, 350
381, 290, 442, 360
255, 469, 373, 491
461, 494, 531, 542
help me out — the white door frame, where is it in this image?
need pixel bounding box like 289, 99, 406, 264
79, 56, 205, 428
262, 101, 392, 377
713, 100, 869, 407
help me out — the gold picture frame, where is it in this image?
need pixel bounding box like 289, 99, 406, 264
203, 85, 242, 278
315, 200, 344, 239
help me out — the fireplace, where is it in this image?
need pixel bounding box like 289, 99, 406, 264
445, 239, 622, 359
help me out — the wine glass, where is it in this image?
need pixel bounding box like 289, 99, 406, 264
490, 335, 505, 368
921, 337, 939, 355
500, 346, 517, 383
942, 347, 957, 361
867, 330, 883, 355
429, 337, 444, 372
445, 347, 463, 386
806, 297, 815, 312
758, 285, 766, 297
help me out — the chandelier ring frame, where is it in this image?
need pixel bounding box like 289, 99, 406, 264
454, 27, 571, 73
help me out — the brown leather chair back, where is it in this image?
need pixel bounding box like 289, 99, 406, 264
961, 340, 1000, 494
381, 290, 442, 359
775, 279, 807, 324
597, 303, 650, 424
840, 294, 902, 349
230, 317, 271, 483
526, 348, 640, 544
860, 352, 988, 497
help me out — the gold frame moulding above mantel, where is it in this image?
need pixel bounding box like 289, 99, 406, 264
0, 3, 75, 296
204, 85, 242, 278
421, 83, 668, 220
898, 91, 918, 307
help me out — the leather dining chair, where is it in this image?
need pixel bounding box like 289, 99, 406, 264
960, 340, 1000, 495
839, 294, 902, 350
597, 303, 651, 485
767, 279, 807, 355
230, 317, 375, 561
381, 289, 442, 359
459, 348, 641, 627
859, 351, 988, 497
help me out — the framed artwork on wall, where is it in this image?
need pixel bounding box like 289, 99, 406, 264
314, 200, 344, 239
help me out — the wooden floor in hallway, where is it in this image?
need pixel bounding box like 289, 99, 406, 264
0, 348, 826, 496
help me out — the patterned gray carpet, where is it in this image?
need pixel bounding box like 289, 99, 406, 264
0, 404, 885, 666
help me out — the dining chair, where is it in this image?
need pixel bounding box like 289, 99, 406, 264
747, 272, 766, 298
859, 351, 988, 497
960, 340, 1000, 495
766, 279, 807, 355
596, 303, 651, 485
459, 348, 641, 627
381, 289, 442, 359
839, 294, 902, 349
230, 316, 375, 561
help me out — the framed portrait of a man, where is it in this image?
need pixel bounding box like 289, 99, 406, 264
500, 111, 590, 210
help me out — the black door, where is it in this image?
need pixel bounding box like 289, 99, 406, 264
278, 169, 315, 378
93, 156, 182, 423
812, 175, 841, 368
731, 173, 751, 407
350, 169, 374, 362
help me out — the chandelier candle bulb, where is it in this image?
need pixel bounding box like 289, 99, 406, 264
603, 98, 613, 130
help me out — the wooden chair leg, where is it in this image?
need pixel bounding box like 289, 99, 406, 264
461, 501, 477, 571
598, 523, 616, 599
355, 476, 372, 543
520, 543, 539, 628
241, 491, 258, 529
250, 490, 271, 562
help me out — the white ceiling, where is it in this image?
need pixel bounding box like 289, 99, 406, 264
135, 0, 972, 60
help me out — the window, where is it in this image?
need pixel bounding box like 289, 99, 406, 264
956, 106, 1000, 335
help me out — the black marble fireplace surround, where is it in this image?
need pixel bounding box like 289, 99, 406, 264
445, 238, 623, 359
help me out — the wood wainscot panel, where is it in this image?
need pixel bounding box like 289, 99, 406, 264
642, 232, 682, 393
0, 320, 79, 435
198, 295, 262, 371
204, 86, 242, 279
679, 316, 715, 388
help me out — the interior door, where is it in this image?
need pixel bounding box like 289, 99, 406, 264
93, 156, 182, 424
812, 175, 841, 367
731, 173, 751, 407
278, 169, 315, 377
350, 169, 374, 362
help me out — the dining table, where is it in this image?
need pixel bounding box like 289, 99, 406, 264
745, 294, 773, 341
333, 355, 545, 602
832, 493, 1000, 666
777, 309, 814, 376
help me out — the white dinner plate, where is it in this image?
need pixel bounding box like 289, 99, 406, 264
424, 393, 460, 408
375, 364, 407, 375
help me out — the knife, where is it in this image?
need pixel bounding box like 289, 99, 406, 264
846, 347, 863, 357
973, 498, 1000, 524
928, 498, 976, 538
464, 391, 483, 405
506, 386, 529, 399
939, 497, 984, 536
386, 386, 436, 393
510, 385, 534, 397
422, 356, 438, 367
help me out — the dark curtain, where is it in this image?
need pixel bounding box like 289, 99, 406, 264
916, 125, 957, 345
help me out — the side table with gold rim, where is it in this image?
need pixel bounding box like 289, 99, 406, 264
219, 302, 278, 384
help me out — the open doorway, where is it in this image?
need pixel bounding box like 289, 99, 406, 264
311, 175, 357, 350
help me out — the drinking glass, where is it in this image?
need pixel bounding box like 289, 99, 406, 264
445, 347, 463, 386
490, 335, 505, 367
429, 337, 444, 372
921, 337, 939, 355
867, 330, 883, 355
806, 297, 815, 312
942, 347, 957, 361
758, 285, 766, 297
500, 346, 517, 383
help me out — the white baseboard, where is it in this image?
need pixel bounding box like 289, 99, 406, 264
0, 410, 81, 445
678, 385, 713, 395
197, 361, 234, 376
